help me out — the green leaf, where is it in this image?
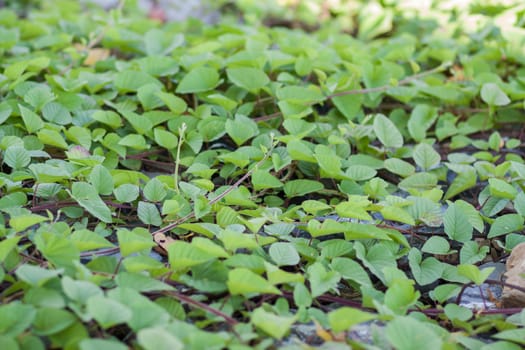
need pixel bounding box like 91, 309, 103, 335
19, 104, 44, 133
381, 206, 415, 225
42, 102, 72, 125
176, 67, 219, 93
9, 214, 48, 232
137, 327, 184, 350
114, 184, 139, 202
251, 308, 296, 339
384, 278, 420, 314
384, 158, 415, 177
331, 257, 373, 287
80, 339, 128, 350
332, 93, 363, 120
91, 110, 122, 129
88, 165, 114, 196
0, 302, 35, 337
315, 144, 342, 176
86, 295, 132, 329
413, 143, 440, 171
33, 308, 76, 335
408, 104, 438, 141
444, 303, 473, 322
168, 240, 220, 270
421, 236, 452, 254
251, 169, 283, 190
488, 178, 517, 199
227, 67, 270, 92
15, 265, 62, 287
114, 70, 162, 93
307, 262, 341, 297
344, 165, 377, 181
137, 201, 163, 226
373, 113, 403, 148
154, 128, 178, 149
408, 248, 444, 286
398, 172, 438, 193
227, 268, 281, 295
70, 182, 113, 223
443, 203, 473, 242
225, 114, 259, 146
480, 83, 510, 106
457, 264, 495, 285
4, 146, 31, 169
269, 242, 300, 266
0, 236, 21, 261
117, 228, 156, 257
143, 178, 167, 202
70, 229, 114, 251
283, 179, 324, 198
444, 169, 477, 200
37, 129, 68, 150
488, 214, 523, 238
386, 316, 443, 350
328, 307, 376, 332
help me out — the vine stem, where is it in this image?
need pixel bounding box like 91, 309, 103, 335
327, 61, 452, 99
151, 139, 276, 237
158, 290, 239, 327
254, 62, 452, 122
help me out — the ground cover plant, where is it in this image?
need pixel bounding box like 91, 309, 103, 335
1, 0, 525, 348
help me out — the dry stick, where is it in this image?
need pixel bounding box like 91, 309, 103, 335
160, 290, 239, 327
254, 62, 452, 123
151, 142, 275, 237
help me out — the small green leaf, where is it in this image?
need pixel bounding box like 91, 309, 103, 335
176, 67, 219, 93
269, 242, 300, 266
480, 83, 510, 106
386, 316, 443, 350
91, 110, 122, 129
457, 264, 495, 285
86, 295, 132, 329
137, 327, 184, 350
88, 165, 114, 196
154, 128, 178, 149
251, 308, 296, 339
137, 201, 163, 226
251, 170, 283, 191
117, 228, 156, 257
225, 114, 259, 146
283, 179, 324, 198
227, 268, 281, 295
408, 104, 438, 141
443, 203, 473, 242
488, 178, 517, 199
227, 67, 270, 92
114, 70, 162, 93
384, 158, 415, 177
373, 113, 403, 148
70, 182, 113, 223
328, 307, 376, 332
413, 143, 440, 171
143, 178, 167, 202
4, 146, 30, 169
19, 104, 44, 133
488, 214, 523, 238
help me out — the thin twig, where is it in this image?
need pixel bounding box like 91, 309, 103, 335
160, 290, 239, 327
151, 141, 276, 237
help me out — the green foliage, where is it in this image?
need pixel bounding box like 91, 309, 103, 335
0, 0, 524, 348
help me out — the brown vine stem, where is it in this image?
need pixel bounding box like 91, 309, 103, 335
159, 290, 239, 327
254, 62, 452, 122
151, 140, 276, 237
327, 62, 452, 99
